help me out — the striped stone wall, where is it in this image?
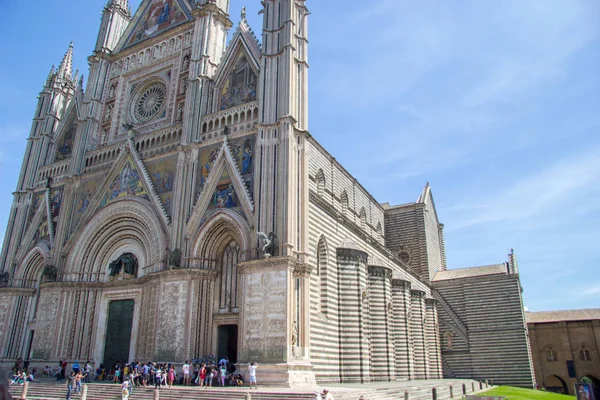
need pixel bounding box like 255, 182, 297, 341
368, 266, 395, 382
392, 279, 414, 379
434, 272, 535, 388
337, 248, 371, 383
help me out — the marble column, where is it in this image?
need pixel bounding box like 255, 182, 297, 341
368, 266, 395, 382
392, 279, 413, 379
337, 248, 370, 383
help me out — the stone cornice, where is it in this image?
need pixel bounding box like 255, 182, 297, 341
40, 268, 217, 290
425, 298, 438, 307
368, 265, 392, 279
0, 288, 36, 297
411, 289, 426, 299
237, 256, 298, 274
392, 278, 412, 289
293, 263, 313, 278
336, 248, 368, 264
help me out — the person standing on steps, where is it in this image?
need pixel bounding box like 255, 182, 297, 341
248, 362, 258, 389
182, 360, 190, 386
65, 371, 75, 400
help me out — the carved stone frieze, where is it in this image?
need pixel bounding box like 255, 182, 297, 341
368, 265, 393, 278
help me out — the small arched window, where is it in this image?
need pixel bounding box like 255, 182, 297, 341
580, 346, 592, 361
359, 207, 367, 231
316, 169, 325, 196
445, 332, 453, 350
317, 236, 329, 316
546, 347, 558, 362
376, 222, 383, 238
340, 191, 349, 216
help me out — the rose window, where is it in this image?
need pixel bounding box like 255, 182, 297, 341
132, 82, 166, 123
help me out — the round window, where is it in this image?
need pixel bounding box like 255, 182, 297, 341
131, 81, 166, 123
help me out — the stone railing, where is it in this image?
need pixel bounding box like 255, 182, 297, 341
0, 279, 38, 289
36, 159, 70, 187
57, 272, 105, 283
134, 125, 183, 158
83, 143, 123, 172
197, 102, 259, 142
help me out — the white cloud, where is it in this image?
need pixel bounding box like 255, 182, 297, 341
448, 147, 600, 230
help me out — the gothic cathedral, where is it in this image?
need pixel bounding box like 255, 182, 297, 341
0, 0, 535, 387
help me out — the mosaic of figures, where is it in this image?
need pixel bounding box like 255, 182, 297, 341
196, 135, 255, 199
55, 122, 77, 161
26, 192, 45, 232
220, 54, 257, 111
49, 188, 63, 228
127, 0, 189, 47
146, 157, 177, 216
99, 157, 149, 208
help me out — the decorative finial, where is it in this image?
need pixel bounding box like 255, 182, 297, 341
241, 6, 247, 20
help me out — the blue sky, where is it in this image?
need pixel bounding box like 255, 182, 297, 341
0, 0, 598, 311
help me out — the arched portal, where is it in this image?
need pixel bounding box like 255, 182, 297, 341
545, 374, 568, 394
66, 199, 167, 279
192, 210, 251, 363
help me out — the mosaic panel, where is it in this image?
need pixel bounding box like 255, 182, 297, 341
127, 0, 189, 47
146, 157, 177, 216
99, 157, 149, 208
220, 54, 257, 111
55, 122, 77, 161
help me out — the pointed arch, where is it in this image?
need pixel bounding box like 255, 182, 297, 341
317, 235, 331, 316
316, 169, 326, 197
340, 190, 349, 216
579, 345, 592, 361
16, 244, 49, 283
359, 207, 367, 231
192, 210, 251, 313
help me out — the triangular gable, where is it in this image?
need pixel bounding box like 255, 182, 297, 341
418, 183, 441, 225
118, 0, 194, 51
53, 107, 78, 162
212, 19, 261, 96
66, 141, 171, 249
16, 195, 50, 262
187, 139, 254, 237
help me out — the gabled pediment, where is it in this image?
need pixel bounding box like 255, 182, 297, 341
116, 0, 194, 52
211, 20, 261, 111
53, 105, 78, 162
66, 139, 170, 249
16, 194, 51, 262
187, 138, 255, 237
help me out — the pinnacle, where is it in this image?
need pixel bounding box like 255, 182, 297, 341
57, 42, 74, 81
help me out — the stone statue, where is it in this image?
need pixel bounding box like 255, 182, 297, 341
108, 259, 122, 277
291, 321, 298, 346
42, 265, 57, 282
168, 248, 182, 269
0, 272, 9, 287
177, 103, 184, 121
257, 231, 276, 258
108, 253, 138, 277
121, 253, 137, 275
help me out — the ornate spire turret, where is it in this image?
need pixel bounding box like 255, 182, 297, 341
57, 42, 74, 80
95, 0, 132, 53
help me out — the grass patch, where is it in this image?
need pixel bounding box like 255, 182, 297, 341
475, 386, 575, 400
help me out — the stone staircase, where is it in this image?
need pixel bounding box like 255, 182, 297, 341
9, 378, 489, 400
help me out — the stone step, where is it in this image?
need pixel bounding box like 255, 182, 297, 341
10, 378, 489, 400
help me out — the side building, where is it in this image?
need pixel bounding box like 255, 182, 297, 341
527, 309, 600, 397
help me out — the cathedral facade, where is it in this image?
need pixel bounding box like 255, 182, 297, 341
0, 0, 535, 387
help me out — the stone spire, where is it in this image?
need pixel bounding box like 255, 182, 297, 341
109, 0, 129, 12
57, 42, 74, 80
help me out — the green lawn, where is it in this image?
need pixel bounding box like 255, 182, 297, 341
475, 386, 575, 400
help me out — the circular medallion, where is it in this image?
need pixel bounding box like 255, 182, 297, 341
132, 81, 166, 123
